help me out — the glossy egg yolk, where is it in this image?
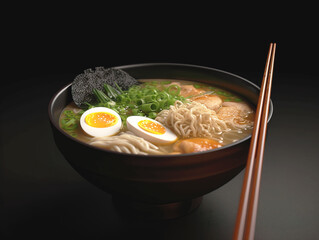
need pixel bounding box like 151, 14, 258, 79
137, 120, 166, 135
85, 112, 118, 128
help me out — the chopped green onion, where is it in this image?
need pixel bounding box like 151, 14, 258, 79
132, 109, 141, 115
61, 118, 78, 130
70, 132, 77, 137
93, 89, 112, 103
166, 84, 181, 96
117, 95, 130, 104
136, 99, 145, 106
156, 92, 169, 101
64, 110, 74, 117
84, 102, 95, 109
128, 103, 138, 109
141, 102, 159, 113
145, 89, 158, 95
114, 82, 124, 94
216, 91, 233, 97
85, 81, 188, 126
147, 112, 157, 119
144, 95, 156, 103
159, 100, 168, 109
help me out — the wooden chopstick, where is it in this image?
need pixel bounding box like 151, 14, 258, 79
233, 43, 276, 240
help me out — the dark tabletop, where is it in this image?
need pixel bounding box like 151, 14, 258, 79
2, 18, 319, 239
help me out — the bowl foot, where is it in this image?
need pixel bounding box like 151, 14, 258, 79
112, 196, 203, 220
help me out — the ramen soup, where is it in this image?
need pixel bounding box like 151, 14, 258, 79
59, 79, 255, 155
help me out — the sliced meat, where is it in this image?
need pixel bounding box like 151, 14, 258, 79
179, 85, 205, 97
173, 138, 222, 154
192, 95, 222, 111
222, 101, 253, 114
217, 106, 241, 121
217, 102, 255, 125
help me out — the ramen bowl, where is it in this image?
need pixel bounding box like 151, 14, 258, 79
48, 63, 273, 219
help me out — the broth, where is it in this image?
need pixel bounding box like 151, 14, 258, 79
59, 79, 255, 155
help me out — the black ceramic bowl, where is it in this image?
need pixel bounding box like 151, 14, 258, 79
48, 63, 273, 219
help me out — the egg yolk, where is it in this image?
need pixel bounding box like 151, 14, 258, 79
138, 120, 166, 135
85, 112, 118, 128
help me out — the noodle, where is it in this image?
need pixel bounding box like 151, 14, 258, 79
89, 131, 167, 155
156, 101, 253, 142
60, 79, 255, 155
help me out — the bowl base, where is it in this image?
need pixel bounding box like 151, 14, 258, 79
112, 196, 203, 220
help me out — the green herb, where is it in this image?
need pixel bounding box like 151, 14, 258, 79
166, 84, 181, 96
60, 110, 82, 137
93, 89, 112, 103
114, 82, 124, 94
234, 98, 242, 102
141, 102, 159, 113
147, 112, 157, 119
103, 84, 120, 100
87, 82, 186, 125
193, 84, 202, 89
160, 80, 172, 85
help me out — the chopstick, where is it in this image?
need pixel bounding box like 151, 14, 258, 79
233, 43, 276, 240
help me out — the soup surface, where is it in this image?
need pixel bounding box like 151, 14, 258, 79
60, 79, 255, 155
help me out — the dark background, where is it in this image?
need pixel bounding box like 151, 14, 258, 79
1, 7, 319, 240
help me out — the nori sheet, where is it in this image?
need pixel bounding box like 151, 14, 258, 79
71, 67, 138, 107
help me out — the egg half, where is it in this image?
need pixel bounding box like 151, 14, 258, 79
80, 107, 122, 137
126, 116, 178, 145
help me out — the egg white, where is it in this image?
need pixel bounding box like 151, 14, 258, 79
80, 107, 122, 137
126, 116, 178, 145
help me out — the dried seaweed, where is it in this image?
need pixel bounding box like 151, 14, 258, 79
71, 67, 138, 107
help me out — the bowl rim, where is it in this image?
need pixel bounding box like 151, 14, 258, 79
48, 62, 273, 158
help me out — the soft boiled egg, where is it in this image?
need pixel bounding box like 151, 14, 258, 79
80, 107, 122, 137
126, 116, 178, 145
